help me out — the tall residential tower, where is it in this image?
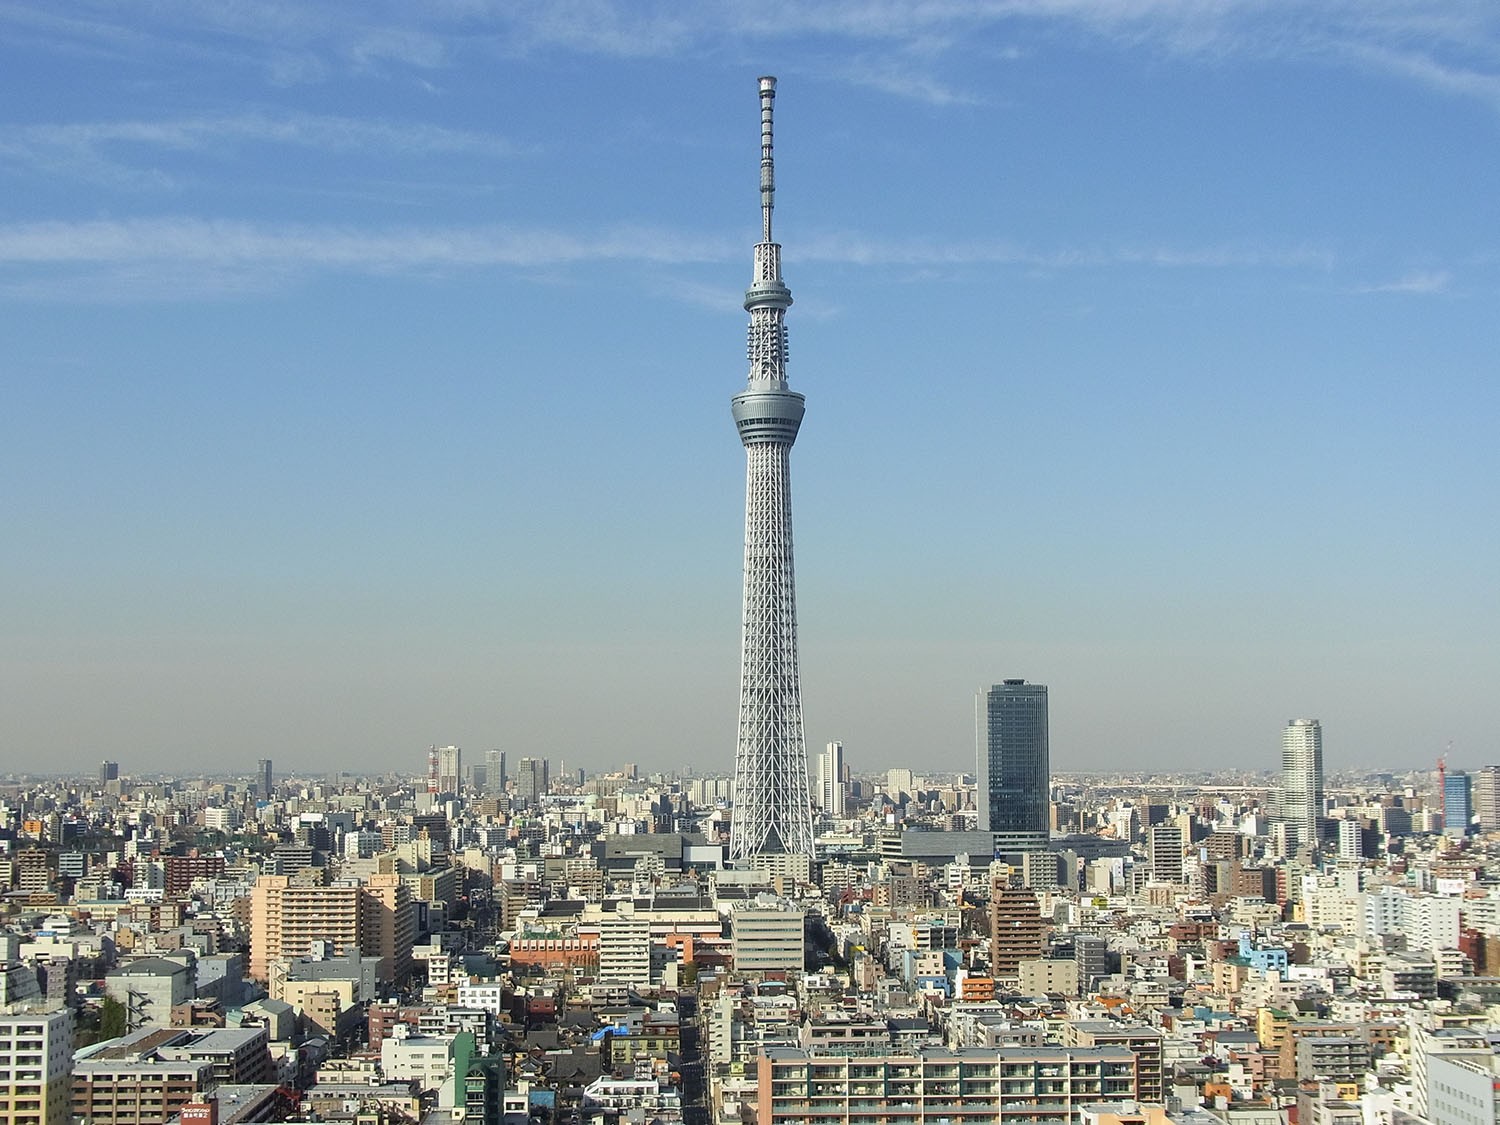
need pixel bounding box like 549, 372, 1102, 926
816, 740, 847, 818
1279, 718, 1324, 853
729, 77, 814, 861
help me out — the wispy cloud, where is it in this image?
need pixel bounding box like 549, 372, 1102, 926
0, 218, 731, 269
0, 215, 1342, 301
0, 112, 515, 187
5, 1, 1499, 107
798, 230, 1335, 272
1351, 269, 1451, 294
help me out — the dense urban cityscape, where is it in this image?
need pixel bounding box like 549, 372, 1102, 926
4, 731, 1500, 1125
5, 22, 1499, 1125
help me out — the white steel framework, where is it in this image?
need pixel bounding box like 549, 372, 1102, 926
729, 76, 814, 861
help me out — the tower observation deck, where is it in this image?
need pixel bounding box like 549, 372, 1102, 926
729, 76, 814, 861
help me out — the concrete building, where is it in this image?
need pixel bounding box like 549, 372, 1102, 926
731, 898, 804, 972
105, 956, 195, 1028
1428, 1050, 1500, 1125
380, 1023, 457, 1090
436, 745, 462, 797
597, 902, 651, 985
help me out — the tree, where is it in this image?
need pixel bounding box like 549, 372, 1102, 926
100, 996, 127, 1040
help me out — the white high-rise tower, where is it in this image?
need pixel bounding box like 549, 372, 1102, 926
729, 77, 814, 861
816, 741, 847, 817
1279, 718, 1323, 853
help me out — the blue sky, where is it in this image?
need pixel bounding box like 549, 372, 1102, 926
3, 2, 1498, 779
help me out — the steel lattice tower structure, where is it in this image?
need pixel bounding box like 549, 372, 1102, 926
729, 76, 814, 861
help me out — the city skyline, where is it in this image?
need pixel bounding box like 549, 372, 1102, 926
3, 5, 1499, 775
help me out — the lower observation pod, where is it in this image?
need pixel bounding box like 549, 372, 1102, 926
731, 387, 805, 446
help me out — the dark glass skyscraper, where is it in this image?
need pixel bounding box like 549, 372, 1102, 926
976, 679, 1050, 855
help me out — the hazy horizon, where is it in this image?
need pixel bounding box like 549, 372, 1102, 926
3, 4, 1497, 778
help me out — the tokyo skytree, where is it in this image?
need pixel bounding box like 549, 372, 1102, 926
728, 76, 814, 861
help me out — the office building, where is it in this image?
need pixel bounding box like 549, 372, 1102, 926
816, 741, 847, 817
1146, 824, 1185, 885
1444, 770, 1473, 836
976, 680, 1050, 854
99, 760, 118, 786
514, 757, 549, 807
1476, 766, 1500, 833
485, 749, 505, 797
1337, 818, 1362, 860
730, 898, 804, 972
728, 76, 815, 862
1279, 718, 1324, 853
256, 758, 272, 799
1075, 934, 1109, 992
887, 767, 916, 800
432, 745, 461, 797
1428, 1052, 1500, 1125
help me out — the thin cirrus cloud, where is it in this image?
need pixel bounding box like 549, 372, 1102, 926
1349, 269, 1451, 295
0, 112, 516, 186
0, 216, 1345, 302
4, 2, 1498, 111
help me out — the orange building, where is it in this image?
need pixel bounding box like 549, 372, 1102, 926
508, 935, 600, 971
249, 873, 414, 983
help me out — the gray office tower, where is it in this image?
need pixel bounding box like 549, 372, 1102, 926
976, 680, 1050, 856
485, 749, 505, 797
515, 757, 548, 808
257, 759, 273, 799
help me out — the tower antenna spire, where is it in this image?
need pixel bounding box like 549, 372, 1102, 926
759, 75, 776, 243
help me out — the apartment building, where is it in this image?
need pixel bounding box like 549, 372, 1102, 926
1061, 1023, 1165, 1103
756, 1045, 1137, 1125
0, 1006, 73, 1125
248, 872, 414, 983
